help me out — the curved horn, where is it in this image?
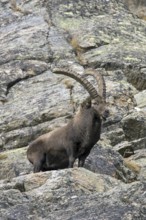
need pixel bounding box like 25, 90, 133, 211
52, 67, 102, 103
84, 68, 109, 120
84, 68, 106, 102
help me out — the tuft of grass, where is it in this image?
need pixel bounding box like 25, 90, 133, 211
124, 159, 141, 174
140, 15, 146, 21
10, 0, 31, 15
70, 37, 84, 54
70, 36, 87, 65
63, 79, 74, 90
0, 154, 8, 160
63, 79, 78, 112
10, 0, 23, 13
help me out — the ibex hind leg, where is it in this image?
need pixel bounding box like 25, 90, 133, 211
33, 153, 46, 173
67, 147, 76, 168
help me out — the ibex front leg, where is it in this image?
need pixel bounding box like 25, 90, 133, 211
78, 149, 91, 167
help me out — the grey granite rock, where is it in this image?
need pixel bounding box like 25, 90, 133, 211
0, 0, 146, 219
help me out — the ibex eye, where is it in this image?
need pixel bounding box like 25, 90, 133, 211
92, 101, 97, 105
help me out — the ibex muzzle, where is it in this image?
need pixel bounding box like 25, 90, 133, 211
27, 67, 108, 172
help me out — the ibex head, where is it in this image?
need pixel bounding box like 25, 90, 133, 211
84, 68, 109, 120
52, 66, 109, 120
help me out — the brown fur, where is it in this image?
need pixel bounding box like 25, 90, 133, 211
27, 67, 108, 173
27, 98, 102, 172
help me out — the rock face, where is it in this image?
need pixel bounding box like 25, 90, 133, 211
0, 168, 146, 220
126, 0, 146, 20
0, 0, 146, 219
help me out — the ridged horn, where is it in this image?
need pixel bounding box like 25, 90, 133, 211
84, 68, 106, 102
52, 67, 102, 103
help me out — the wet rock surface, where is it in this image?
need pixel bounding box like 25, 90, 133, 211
0, 0, 146, 219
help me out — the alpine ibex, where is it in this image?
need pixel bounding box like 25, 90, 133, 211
27, 67, 109, 172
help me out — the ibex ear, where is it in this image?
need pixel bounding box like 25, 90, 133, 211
81, 97, 91, 109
